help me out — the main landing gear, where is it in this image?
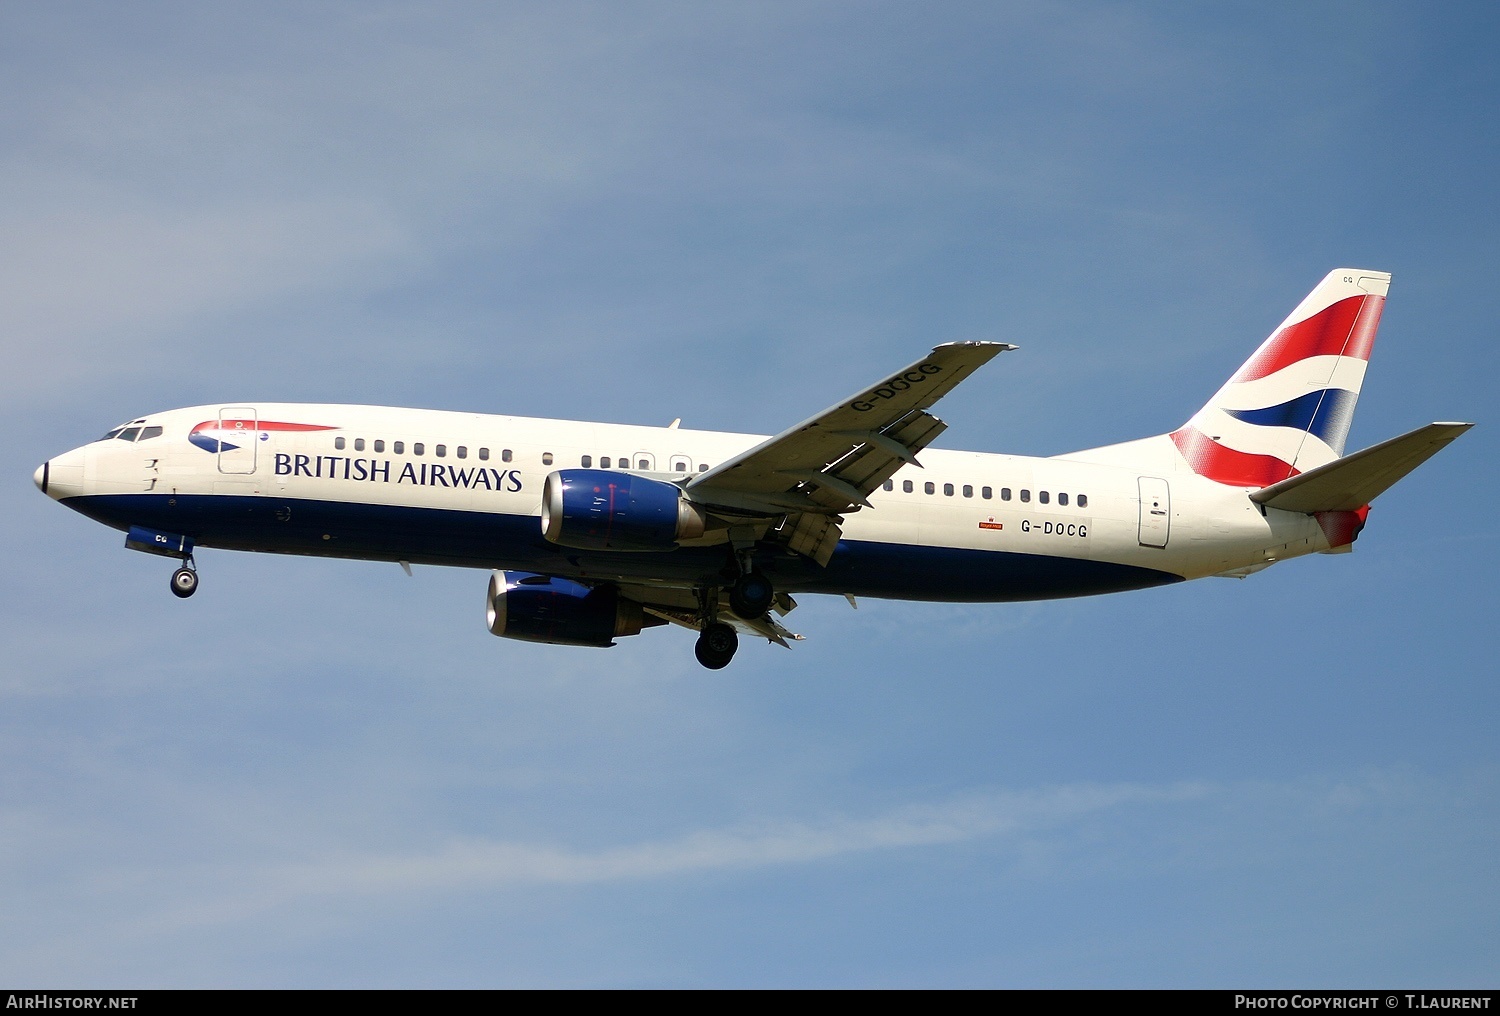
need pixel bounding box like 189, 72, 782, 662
694, 622, 739, 670
170, 560, 199, 598
728, 570, 774, 620
693, 577, 745, 671
692, 554, 779, 669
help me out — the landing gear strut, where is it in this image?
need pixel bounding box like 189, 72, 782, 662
695, 622, 739, 670
170, 560, 199, 599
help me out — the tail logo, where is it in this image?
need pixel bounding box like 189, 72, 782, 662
1172, 271, 1387, 487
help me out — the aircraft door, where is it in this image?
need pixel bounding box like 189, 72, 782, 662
217, 407, 258, 474
1137, 476, 1170, 548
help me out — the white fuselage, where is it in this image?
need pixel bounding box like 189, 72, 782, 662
40, 402, 1331, 602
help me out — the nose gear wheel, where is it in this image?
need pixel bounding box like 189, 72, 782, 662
170, 564, 199, 598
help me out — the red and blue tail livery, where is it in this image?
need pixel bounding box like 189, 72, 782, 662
1171, 270, 1388, 487
34, 269, 1471, 668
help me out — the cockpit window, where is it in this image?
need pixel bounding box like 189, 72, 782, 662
100, 427, 127, 441
116, 427, 142, 442
137, 426, 163, 441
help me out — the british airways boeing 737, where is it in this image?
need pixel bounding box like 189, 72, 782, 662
34, 270, 1470, 668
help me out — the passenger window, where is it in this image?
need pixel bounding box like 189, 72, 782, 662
699, 463, 709, 472
117, 427, 142, 442
943, 483, 954, 496
581, 455, 593, 467
138, 426, 163, 441
435, 444, 447, 458
883, 479, 893, 491
1078, 494, 1088, 508
354, 438, 365, 452
962, 484, 973, 498
457, 446, 467, 459
903, 480, 914, 493
638, 458, 649, 470
1001, 488, 1012, 501
981, 486, 992, 500
414, 443, 425, 456
1020, 489, 1031, 503
673, 460, 688, 472
1039, 491, 1049, 505
335, 437, 346, 450
394, 441, 405, 454
1059, 492, 1068, 506
374, 439, 385, 453
542, 452, 553, 466
924, 481, 935, 495
501, 449, 512, 463
600, 456, 611, 468
478, 448, 489, 461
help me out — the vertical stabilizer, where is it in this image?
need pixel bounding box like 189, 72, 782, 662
1171, 269, 1389, 487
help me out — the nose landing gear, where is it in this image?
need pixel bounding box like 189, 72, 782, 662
170, 560, 199, 598
123, 526, 200, 599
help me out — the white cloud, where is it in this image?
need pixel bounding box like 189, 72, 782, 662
92, 780, 1210, 937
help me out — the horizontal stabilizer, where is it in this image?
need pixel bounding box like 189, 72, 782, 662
1250, 422, 1473, 513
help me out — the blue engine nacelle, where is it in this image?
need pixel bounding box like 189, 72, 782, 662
486, 571, 646, 647
541, 469, 708, 552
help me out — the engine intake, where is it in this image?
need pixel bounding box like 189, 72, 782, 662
541, 469, 707, 551
486, 571, 646, 647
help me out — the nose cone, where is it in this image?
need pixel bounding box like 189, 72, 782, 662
37, 447, 86, 501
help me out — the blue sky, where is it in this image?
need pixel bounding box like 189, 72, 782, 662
3, 1, 1497, 987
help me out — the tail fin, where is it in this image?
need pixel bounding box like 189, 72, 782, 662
1171, 269, 1390, 487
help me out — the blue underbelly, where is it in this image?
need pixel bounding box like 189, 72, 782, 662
62, 493, 1182, 603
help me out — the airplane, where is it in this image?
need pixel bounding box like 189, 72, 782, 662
33, 269, 1471, 669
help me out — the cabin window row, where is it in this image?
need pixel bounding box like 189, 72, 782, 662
578, 455, 710, 472
880, 478, 1088, 508
331, 438, 711, 474
333, 436, 512, 462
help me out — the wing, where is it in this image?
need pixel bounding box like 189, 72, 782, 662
620, 583, 805, 647
685, 341, 1014, 563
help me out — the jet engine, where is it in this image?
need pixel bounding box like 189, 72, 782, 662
541, 469, 707, 551
485, 570, 647, 647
